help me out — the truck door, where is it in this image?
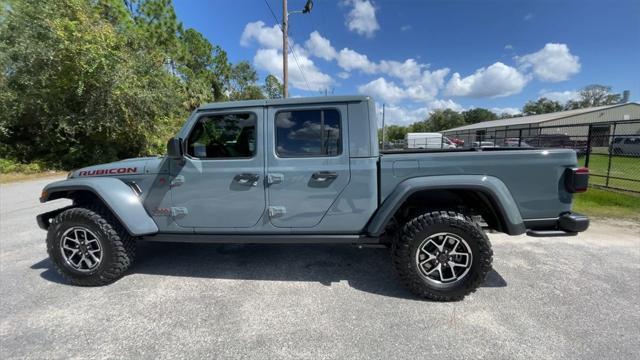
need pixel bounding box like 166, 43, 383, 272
170, 108, 265, 228
266, 104, 350, 228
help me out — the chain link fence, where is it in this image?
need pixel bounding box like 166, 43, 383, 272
384, 119, 640, 193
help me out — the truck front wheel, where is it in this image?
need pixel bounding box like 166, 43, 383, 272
391, 211, 493, 301
46, 206, 135, 286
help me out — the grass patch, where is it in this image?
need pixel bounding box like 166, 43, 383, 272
579, 153, 640, 192
573, 187, 640, 220
0, 171, 66, 184
0, 158, 64, 184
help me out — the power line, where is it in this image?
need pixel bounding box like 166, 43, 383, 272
262, 0, 312, 92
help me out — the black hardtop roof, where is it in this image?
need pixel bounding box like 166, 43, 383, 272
197, 95, 371, 111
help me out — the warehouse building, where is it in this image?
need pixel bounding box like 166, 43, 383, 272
442, 102, 640, 147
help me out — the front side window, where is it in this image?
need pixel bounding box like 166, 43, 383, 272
187, 113, 256, 159
275, 109, 341, 157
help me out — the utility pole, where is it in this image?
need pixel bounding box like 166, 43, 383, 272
281, 0, 313, 98
381, 104, 386, 150
282, 0, 289, 98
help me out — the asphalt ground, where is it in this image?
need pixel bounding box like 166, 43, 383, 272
1, 177, 639, 359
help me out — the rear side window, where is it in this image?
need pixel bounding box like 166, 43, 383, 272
187, 113, 256, 159
275, 109, 341, 157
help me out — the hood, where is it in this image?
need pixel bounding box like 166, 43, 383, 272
69, 156, 167, 178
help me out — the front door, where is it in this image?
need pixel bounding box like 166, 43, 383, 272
170, 108, 265, 228
266, 104, 350, 228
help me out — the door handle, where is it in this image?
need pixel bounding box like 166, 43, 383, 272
234, 173, 260, 186
311, 171, 338, 182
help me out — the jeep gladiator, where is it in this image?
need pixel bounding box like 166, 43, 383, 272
37, 96, 589, 300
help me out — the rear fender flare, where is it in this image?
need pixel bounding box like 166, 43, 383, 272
366, 175, 526, 236
39, 177, 158, 236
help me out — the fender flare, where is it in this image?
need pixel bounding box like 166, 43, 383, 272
366, 175, 526, 236
39, 177, 158, 236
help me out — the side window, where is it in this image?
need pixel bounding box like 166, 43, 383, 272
187, 113, 256, 159
275, 109, 342, 157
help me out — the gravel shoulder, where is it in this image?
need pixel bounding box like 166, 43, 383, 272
1, 178, 639, 359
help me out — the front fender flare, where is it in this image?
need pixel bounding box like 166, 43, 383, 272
366, 175, 526, 236
40, 177, 158, 236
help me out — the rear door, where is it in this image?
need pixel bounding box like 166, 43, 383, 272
266, 104, 350, 228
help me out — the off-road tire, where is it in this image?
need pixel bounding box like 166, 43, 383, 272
46, 206, 135, 286
391, 211, 493, 301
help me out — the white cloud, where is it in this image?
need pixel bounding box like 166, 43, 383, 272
337, 72, 351, 79
445, 62, 529, 98
400, 25, 412, 31
428, 99, 463, 111
253, 48, 332, 91
491, 107, 521, 116
517, 43, 581, 82
376, 103, 430, 126
240, 21, 283, 50
343, 0, 379, 38
358, 77, 407, 104
354, 59, 450, 102
504, 44, 513, 50
524, 13, 534, 21
539, 90, 580, 103
378, 59, 423, 84
305, 31, 337, 61
337, 48, 377, 73
374, 100, 463, 126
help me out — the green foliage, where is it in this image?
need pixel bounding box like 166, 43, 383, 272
378, 125, 409, 142
566, 84, 622, 110
0, 158, 44, 174
411, 109, 465, 132
264, 75, 284, 99
0, 0, 266, 169
227, 61, 265, 101
523, 97, 564, 115
461, 108, 497, 124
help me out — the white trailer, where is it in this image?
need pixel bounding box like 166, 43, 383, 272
406, 132, 456, 149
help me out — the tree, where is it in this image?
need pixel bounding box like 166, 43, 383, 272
523, 97, 564, 115
0, 0, 245, 168
462, 108, 497, 124
227, 61, 265, 101
263, 75, 283, 99
378, 125, 408, 142
566, 84, 622, 109
411, 109, 465, 132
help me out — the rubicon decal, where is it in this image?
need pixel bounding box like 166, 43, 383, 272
78, 167, 138, 176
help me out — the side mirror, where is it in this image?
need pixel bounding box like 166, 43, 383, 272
167, 138, 183, 158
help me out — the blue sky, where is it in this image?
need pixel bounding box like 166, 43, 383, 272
174, 0, 640, 125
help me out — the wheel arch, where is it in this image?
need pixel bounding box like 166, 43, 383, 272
366, 175, 526, 237
39, 178, 158, 236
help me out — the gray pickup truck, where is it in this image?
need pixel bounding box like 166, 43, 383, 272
38, 96, 589, 300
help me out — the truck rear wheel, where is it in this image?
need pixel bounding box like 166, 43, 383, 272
46, 206, 135, 286
391, 211, 493, 301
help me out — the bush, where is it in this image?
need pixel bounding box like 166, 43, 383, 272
0, 158, 44, 174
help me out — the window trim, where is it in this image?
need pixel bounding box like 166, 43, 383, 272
274, 107, 343, 158
184, 111, 259, 161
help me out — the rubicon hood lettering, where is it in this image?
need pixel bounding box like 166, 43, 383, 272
78, 167, 137, 176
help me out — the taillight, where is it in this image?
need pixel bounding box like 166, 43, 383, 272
564, 167, 589, 193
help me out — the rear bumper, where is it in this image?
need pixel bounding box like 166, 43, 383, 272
524, 212, 589, 237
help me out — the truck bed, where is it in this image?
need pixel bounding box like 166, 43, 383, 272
379, 148, 578, 220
